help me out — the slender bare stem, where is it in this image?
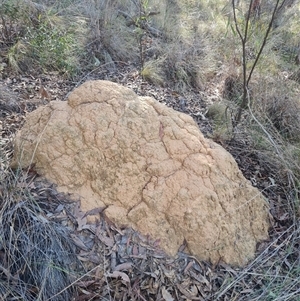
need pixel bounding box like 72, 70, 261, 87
233, 0, 284, 126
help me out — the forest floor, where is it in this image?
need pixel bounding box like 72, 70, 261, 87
1, 61, 299, 300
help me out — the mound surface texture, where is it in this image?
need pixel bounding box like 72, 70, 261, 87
12, 80, 269, 266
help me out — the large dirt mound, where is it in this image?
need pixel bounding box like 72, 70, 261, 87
12, 80, 270, 266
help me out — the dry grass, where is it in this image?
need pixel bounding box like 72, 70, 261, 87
0, 171, 79, 300
254, 79, 300, 143
215, 223, 300, 301
141, 58, 165, 85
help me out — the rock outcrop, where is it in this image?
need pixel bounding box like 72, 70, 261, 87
12, 80, 270, 266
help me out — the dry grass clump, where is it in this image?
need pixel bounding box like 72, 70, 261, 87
265, 95, 300, 143
78, 0, 144, 68
222, 73, 244, 102
249, 78, 300, 143
72, 0, 230, 91
151, 0, 227, 91
224, 75, 300, 204
215, 222, 300, 301
0, 171, 79, 301
141, 58, 165, 85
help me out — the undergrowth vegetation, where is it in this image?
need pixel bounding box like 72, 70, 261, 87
1, 0, 300, 300
1, 0, 86, 77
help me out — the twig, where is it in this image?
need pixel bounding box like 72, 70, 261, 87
46, 264, 103, 301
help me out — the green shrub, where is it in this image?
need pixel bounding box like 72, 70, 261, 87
1, 0, 85, 77
25, 16, 81, 76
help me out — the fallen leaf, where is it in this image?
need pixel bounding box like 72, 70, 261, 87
54, 204, 64, 213
96, 232, 114, 247
113, 262, 132, 271
162, 286, 174, 301
184, 261, 194, 274
106, 271, 130, 283
77, 280, 97, 288
83, 206, 107, 218
70, 234, 89, 251
189, 270, 210, 287
132, 244, 139, 255
74, 202, 88, 231
176, 283, 203, 301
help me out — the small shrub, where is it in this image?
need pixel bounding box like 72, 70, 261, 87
25, 16, 81, 76
1, 0, 86, 77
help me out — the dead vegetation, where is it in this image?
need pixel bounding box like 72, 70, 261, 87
0, 167, 299, 301
0, 172, 79, 300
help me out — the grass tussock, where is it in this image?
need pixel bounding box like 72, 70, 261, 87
141, 57, 165, 85
0, 171, 79, 301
